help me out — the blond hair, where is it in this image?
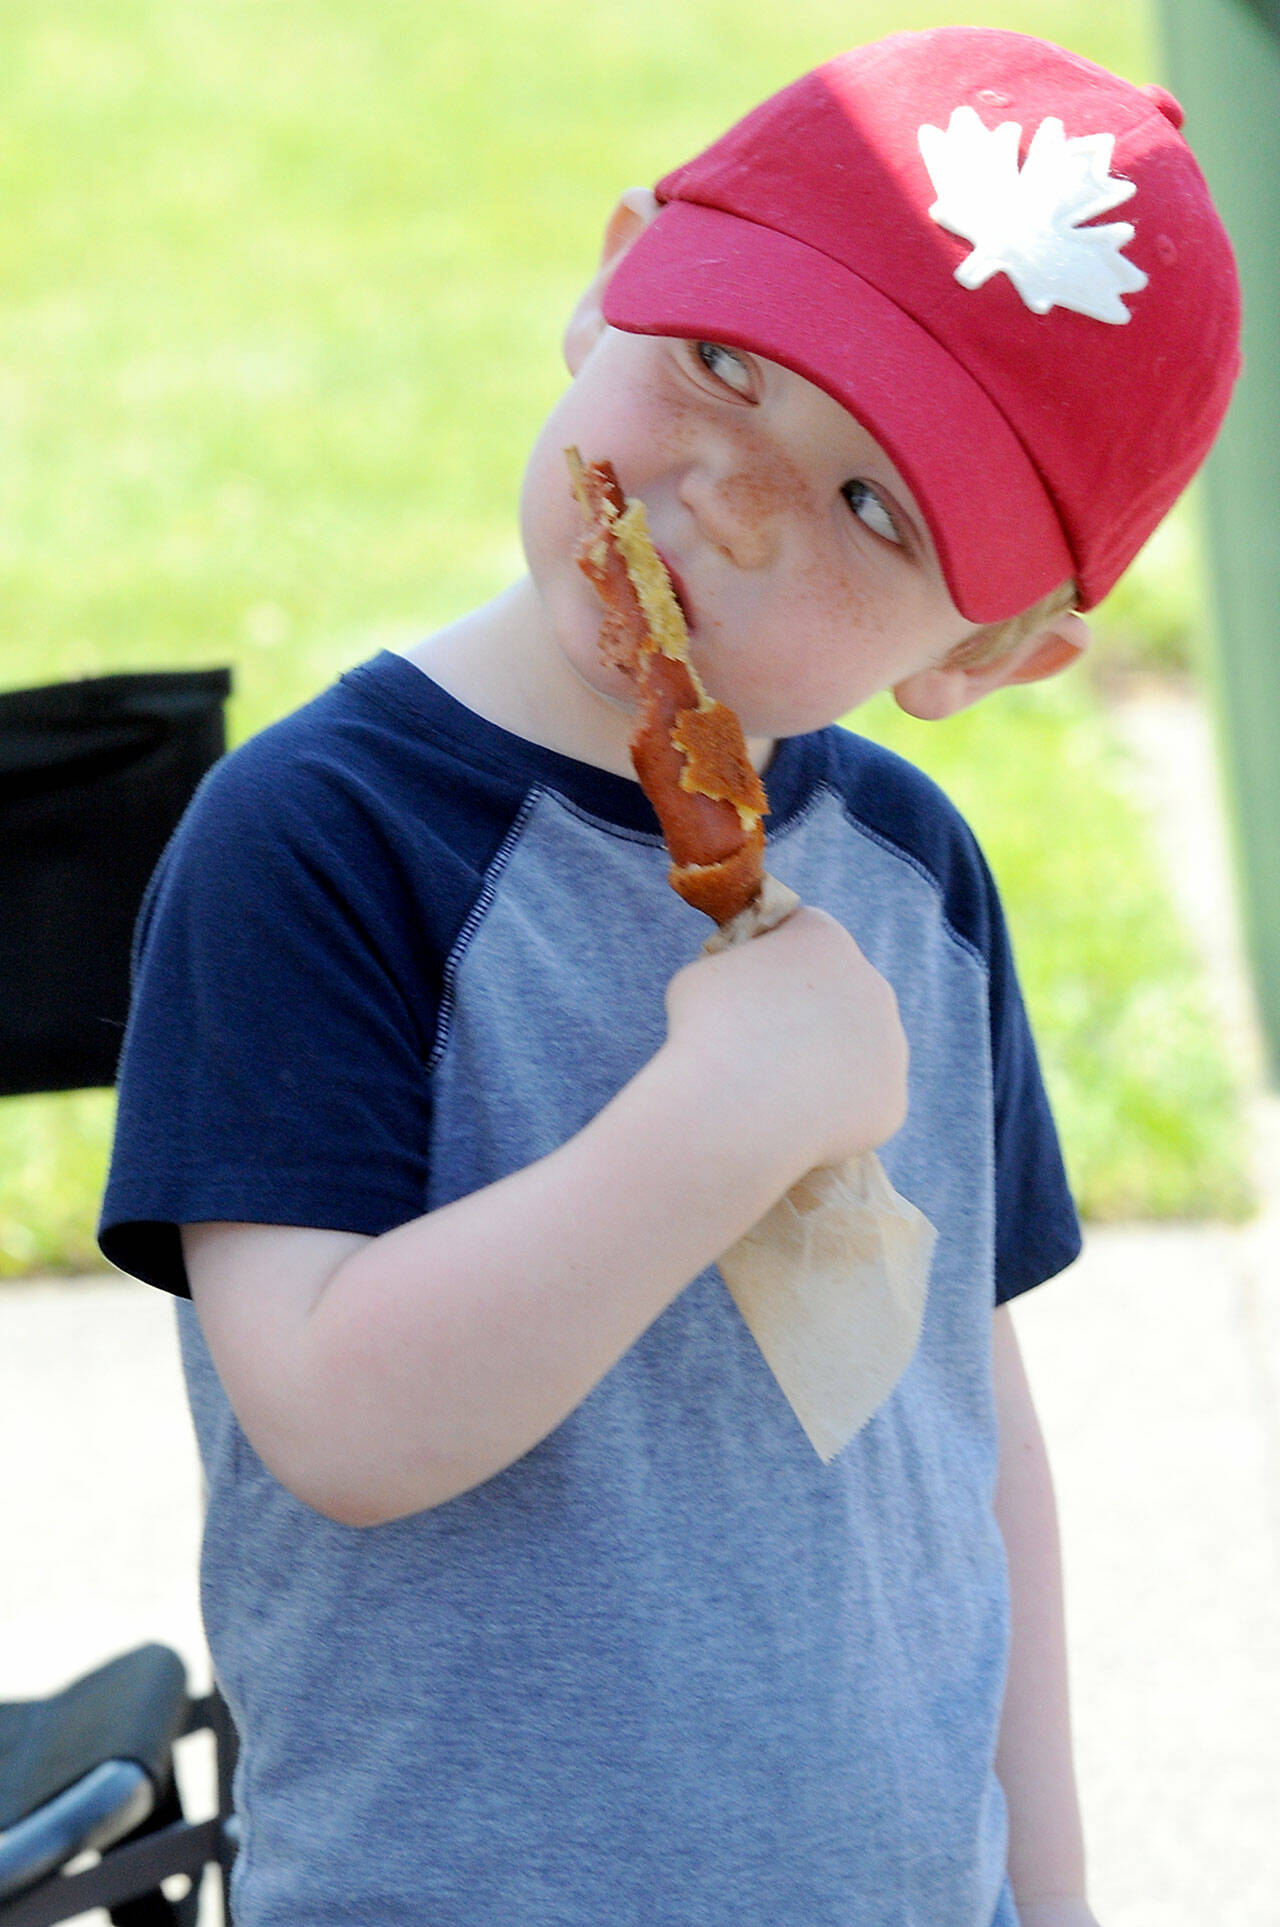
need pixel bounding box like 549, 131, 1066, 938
944, 580, 1078, 672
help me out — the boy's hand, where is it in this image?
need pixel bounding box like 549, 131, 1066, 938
662, 905, 908, 1179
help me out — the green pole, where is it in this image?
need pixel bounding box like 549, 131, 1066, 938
1155, 0, 1280, 1075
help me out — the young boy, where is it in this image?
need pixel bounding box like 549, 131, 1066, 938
100, 26, 1240, 1927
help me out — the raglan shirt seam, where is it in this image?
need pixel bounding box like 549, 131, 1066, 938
427, 787, 547, 1078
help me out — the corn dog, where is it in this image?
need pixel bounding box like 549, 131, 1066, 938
566, 448, 768, 926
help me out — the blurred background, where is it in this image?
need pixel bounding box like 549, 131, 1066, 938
3, 4, 1279, 1924
0, 0, 1261, 1270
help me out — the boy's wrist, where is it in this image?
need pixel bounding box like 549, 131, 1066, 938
644, 1034, 812, 1200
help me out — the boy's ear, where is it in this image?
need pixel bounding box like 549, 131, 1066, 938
563, 187, 661, 374
892, 612, 1090, 722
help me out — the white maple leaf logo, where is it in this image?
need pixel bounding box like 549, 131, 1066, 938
918, 105, 1149, 324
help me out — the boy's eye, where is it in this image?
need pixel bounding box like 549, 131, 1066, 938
693, 341, 756, 398
841, 479, 904, 546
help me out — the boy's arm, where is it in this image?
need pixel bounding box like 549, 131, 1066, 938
992, 1303, 1102, 1927
182, 906, 905, 1525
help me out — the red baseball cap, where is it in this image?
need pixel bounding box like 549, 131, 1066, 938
602, 27, 1242, 623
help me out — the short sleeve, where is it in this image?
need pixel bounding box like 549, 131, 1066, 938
99, 730, 443, 1296
983, 859, 1082, 1303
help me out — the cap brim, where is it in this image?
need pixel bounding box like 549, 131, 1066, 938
602, 200, 1075, 626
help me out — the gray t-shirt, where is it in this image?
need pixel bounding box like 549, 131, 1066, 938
102, 652, 1078, 1926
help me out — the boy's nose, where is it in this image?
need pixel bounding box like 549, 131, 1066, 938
677, 463, 781, 570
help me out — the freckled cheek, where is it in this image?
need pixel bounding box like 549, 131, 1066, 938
797, 560, 872, 638
609, 385, 698, 482
769, 580, 901, 719
703, 600, 864, 731
773, 553, 878, 677
521, 394, 612, 556
572, 359, 692, 466
713, 440, 815, 532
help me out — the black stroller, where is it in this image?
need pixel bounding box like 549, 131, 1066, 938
0, 670, 238, 1926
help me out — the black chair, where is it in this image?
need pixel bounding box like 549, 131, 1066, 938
0, 1649, 238, 1926
0, 669, 232, 1098
0, 670, 238, 1925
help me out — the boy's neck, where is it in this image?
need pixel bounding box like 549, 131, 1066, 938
402, 578, 775, 780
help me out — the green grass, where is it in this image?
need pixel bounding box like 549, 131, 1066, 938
0, 0, 1252, 1272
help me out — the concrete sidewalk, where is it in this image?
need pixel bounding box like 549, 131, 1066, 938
3, 1221, 1279, 1927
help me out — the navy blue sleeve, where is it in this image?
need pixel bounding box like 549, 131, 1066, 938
100, 715, 469, 1296
982, 862, 1082, 1303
